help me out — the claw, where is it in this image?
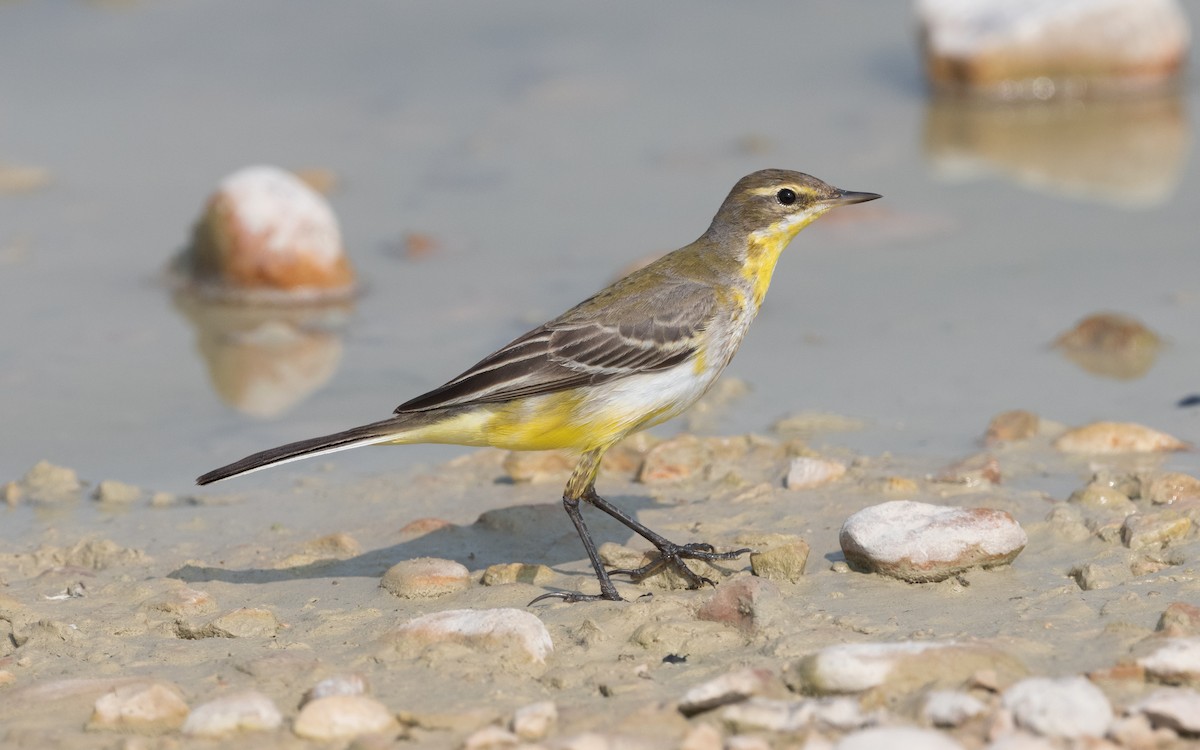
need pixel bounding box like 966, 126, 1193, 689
528, 589, 624, 606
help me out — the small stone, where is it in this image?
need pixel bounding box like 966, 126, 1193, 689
463, 725, 520, 749
1002, 676, 1113, 738
1157, 602, 1200, 636
840, 501, 1027, 582
696, 576, 781, 632
836, 727, 963, 750
1107, 713, 1171, 749
1043, 505, 1091, 542
146, 583, 217, 617
1138, 637, 1200, 687
1068, 484, 1135, 514
882, 476, 920, 494
922, 690, 987, 727
790, 641, 1027, 700
182, 690, 282, 737
88, 681, 189, 733
1054, 422, 1189, 455
502, 451, 574, 483
1069, 557, 1132, 591
1054, 313, 1164, 380
302, 674, 368, 706
292, 695, 398, 741
719, 698, 811, 734
380, 557, 471, 598
638, 435, 707, 483
0, 670, 14, 686
184, 165, 355, 295
387, 608, 553, 664
92, 480, 141, 504
511, 700, 557, 741
398, 517, 454, 538
785, 457, 846, 489
1143, 472, 1200, 505
1121, 511, 1192, 549
481, 563, 555, 586
679, 668, 779, 717
302, 532, 361, 559
984, 410, 1040, 445
178, 607, 281, 639
934, 454, 1001, 486
917, 0, 1190, 98
1132, 687, 1200, 735
749, 541, 810, 583
19, 460, 82, 503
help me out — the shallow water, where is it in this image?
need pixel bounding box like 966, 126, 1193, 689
1, 0, 1197, 537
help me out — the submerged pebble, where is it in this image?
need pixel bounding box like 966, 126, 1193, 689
1002, 676, 1113, 738
380, 557, 471, 598
840, 500, 1027, 582
984, 410, 1040, 445
1054, 312, 1163, 380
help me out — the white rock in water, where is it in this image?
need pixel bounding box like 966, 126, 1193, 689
785, 457, 846, 489
1137, 637, 1200, 686
1132, 687, 1200, 734
292, 695, 398, 741
836, 727, 964, 750
1002, 676, 1113, 738
840, 501, 1026, 582
393, 608, 553, 663
182, 690, 282, 736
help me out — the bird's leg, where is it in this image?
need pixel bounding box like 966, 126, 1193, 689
585, 490, 751, 589
529, 449, 624, 605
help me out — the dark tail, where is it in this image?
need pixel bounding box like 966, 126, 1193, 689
196, 417, 412, 485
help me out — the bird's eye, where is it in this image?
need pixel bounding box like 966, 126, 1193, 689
776, 188, 797, 206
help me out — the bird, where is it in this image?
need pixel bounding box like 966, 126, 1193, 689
197, 169, 881, 603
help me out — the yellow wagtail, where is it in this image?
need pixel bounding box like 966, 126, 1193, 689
198, 169, 880, 603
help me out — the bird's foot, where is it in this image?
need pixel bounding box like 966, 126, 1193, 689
528, 588, 624, 606
609, 542, 752, 589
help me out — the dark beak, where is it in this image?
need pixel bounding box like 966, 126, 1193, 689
827, 189, 882, 206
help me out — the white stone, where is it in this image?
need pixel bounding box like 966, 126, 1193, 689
1138, 637, 1200, 685
785, 457, 847, 489
1132, 687, 1200, 733
796, 641, 947, 693
836, 727, 964, 750
182, 690, 282, 736
393, 607, 553, 663
301, 673, 368, 706
463, 725, 521, 749
511, 700, 557, 740
89, 681, 189, 732
923, 690, 987, 727
292, 695, 398, 741
217, 166, 342, 264
679, 668, 776, 716
1002, 676, 1112, 738
840, 501, 1027, 582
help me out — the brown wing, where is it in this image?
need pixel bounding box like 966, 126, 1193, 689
395, 272, 717, 413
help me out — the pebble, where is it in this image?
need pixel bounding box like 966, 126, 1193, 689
397, 517, 455, 538
637, 435, 707, 483
1002, 676, 1113, 738
1158, 602, 1200, 636
292, 695, 399, 741
145, 583, 217, 617
1068, 484, 1136, 514
17, 460, 82, 503
88, 681, 190, 733
788, 641, 1026, 697
177, 607, 281, 639
380, 557, 471, 598
92, 479, 141, 504
720, 696, 871, 734
181, 690, 282, 737
934, 454, 1001, 486
922, 690, 987, 727
984, 410, 1040, 445
784, 457, 846, 489
916, 0, 1190, 98
481, 562, 555, 586
389, 608, 553, 664
1138, 637, 1200, 686
511, 700, 557, 740
463, 725, 521, 749
1132, 687, 1200, 735
1054, 312, 1163, 380
1143, 472, 1200, 505
185, 165, 355, 295
1121, 511, 1192, 549
301, 674, 368, 706
1053, 422, 1189, 455
749, 540, 810, 583
839, 501, 1027, 582
696, 576, 781, 632
678, 667, 779, 716
836, 727, 963, 750
502, 450, 573, 483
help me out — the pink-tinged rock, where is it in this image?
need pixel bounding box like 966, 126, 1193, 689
292, 695, 399, 741
182, 690, 282, 737
1138, 637, 1200, 687
696, 576, 781, 632
984, 410, 1040, 445
88, 681, 190, 733
1132, 688, 1200, 735
380, 557, 471, 598
1002, 676, 1113, 738
1143, 472, 1200, 505
185, 165, 355, 295
836, 727, 964, 750
389, 608, 553, 664
638, 435, 706, 483
398, 517, 455, 538
511, 700, 557, 741
1158, 602, 1200, 636
678, 668, 781, 717
784, 457, 846, 489
1053, 422, 1189, 455
840, 501, 1027, 582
